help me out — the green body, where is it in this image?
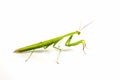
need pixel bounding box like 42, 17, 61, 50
14, 31, 86, 53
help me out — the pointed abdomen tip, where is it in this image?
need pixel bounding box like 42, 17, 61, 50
14, 50, 20, 53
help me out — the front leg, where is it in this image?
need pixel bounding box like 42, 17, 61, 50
65, 35, 86, 51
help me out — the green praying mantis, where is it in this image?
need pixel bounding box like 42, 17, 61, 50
14, 22, 92, 64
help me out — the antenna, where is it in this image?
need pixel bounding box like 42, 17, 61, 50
79, 20, 94, 31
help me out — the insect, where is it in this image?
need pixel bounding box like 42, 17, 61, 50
14, 22, 92, 63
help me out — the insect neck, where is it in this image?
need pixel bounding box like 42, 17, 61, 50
62, 31, 80, 38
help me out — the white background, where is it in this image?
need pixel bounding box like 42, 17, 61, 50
0, 0, 120, 80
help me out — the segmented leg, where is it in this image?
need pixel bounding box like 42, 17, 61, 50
43, 43, 52, 49
65, 35, 86, 53
25, 49, 35, 62
53, 41, 61, 64
25, 44, 52, 62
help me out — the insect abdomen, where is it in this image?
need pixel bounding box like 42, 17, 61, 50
14, 42, 44, 53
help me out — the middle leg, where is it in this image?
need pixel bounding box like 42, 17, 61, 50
53, 41, 62, 64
